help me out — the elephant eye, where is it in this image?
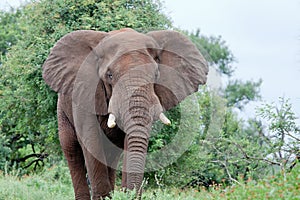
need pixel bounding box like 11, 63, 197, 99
154, 56, 160, 63
107, 71, 113, 80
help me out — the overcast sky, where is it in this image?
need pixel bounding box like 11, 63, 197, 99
1, 0, 300, 121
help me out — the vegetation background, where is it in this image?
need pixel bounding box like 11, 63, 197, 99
0, 0, 299, 199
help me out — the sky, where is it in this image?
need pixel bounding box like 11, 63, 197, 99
1, 0, 300, 122
0, 0, 24, 10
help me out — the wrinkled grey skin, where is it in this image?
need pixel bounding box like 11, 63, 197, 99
42, 28, 208, 199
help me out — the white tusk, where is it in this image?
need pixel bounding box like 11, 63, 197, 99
107, 114, 116, 128
159, 113, 171, 126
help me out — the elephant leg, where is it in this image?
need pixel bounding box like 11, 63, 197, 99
58, 109, 90, 200
81, 145, 112, 200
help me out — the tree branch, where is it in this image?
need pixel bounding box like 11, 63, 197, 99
286, 132, 300, 142
221, 138, 282, 166
211, 160, 242, 186
13, 153, 48, 164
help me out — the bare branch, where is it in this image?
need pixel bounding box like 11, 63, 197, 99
12, 153, 49, 164
211, 160, 242, 186
286, 132, 300, 142
220, 138, 282, 166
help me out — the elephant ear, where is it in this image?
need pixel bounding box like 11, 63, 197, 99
42, 30, 108, 94
147, 30, 209, 111
42, 30, 109, 115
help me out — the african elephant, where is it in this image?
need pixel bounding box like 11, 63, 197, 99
42, 28, 208, 199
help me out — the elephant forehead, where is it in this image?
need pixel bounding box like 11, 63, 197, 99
95, 32, 159, 78
101, 32, 158, 53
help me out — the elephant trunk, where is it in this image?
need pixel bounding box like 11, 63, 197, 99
108, 77, 161, 192
107, 66, 167, 193
125, 128, 149, 192
122, 84, 153, 192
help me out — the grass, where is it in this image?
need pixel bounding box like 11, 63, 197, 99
0, 164, 299, 199
0, 164, 74, 200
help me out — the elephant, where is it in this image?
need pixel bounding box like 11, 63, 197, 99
42, 28, 208, 199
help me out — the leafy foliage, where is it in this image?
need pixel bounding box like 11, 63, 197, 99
189, 29, 235, 77
0, 9, 21, 64
257, 97, 300, 172
223, 162, 300, 200
224, 79, 262, 109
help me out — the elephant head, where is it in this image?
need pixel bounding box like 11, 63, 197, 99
42, 28, 208, 193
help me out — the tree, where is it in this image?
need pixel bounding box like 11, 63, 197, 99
189, 29, 235, 76
0, 9, 21, 65
0, 0, 171, 172
224, 79, 262, 110
257, 97, 300, 173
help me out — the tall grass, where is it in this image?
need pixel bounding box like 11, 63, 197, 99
0, 163, 299, 199
0, 163, 73, 200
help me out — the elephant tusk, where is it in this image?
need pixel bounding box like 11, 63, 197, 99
107, 114, 116, 128
159, 113, 171, 126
